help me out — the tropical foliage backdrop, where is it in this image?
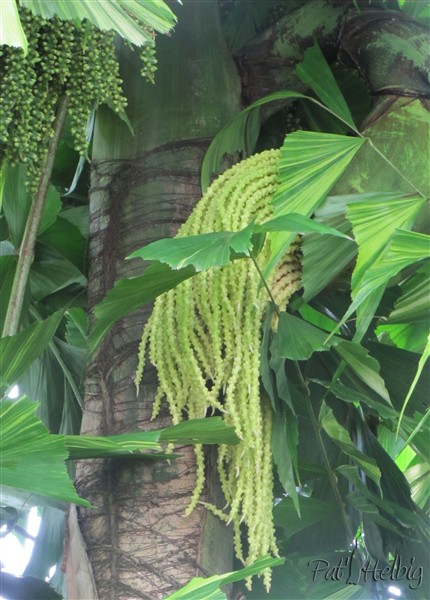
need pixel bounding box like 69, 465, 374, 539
0, 1, 429, 599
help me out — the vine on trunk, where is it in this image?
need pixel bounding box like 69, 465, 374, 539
136, 150, 301, 589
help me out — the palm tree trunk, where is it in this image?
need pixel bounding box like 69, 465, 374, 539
73, 3, 240, 599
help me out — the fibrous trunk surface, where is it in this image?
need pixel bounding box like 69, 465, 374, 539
74, 2, 240, 598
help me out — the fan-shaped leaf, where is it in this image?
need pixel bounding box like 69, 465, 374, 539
296, 42, 356, 130
272, 405, 300, 514
21, 0, 176, 44
266, 132, 364, 275
60, 206, 89, 240
128, 215, 347, 273
385, 264, 430, 325
274, 496, 337, 538
0, 0, 28, 53
1, 165, 62, 246
398, 335, 430, 434
38, 217, 86, 270
128, 224, 255, 271
255, 214, 351, 239
201, 91, 308, 191
164, 556, 284, 600
159, 417, 239, 446
65, 308, 88, 349
334, 342, 390, 403
336, 230, 430, 340
90, 262, 196, 353
273, 133, 364, 217
29, 247, 86, 301
377, 264, 429, 352
65, 418, 238, 460
0, 397, 89, 505
271, 313, 337, 361
1, 311, 63, 389
347, 194, 425, 289
338, 465, 427, 534
319, 402, 380, 483
313, 380, 395, 421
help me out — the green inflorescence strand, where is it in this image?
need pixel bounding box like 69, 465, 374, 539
136, 150, 302, 590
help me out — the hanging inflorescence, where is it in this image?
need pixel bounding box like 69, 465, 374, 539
135, 150, 302, 590
0, 8, 157, 191
140, 35, 158, 83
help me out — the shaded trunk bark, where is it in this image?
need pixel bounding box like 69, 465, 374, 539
237, 0, 349, 103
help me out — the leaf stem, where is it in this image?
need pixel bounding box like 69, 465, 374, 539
249, 252, 280, 317
2, 95, 69, 337
293, 361, 359, 554
29, 306, 84, 410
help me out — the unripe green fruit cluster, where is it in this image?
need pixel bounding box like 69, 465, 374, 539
140, 40, 157, 84
0, 8, 129, 190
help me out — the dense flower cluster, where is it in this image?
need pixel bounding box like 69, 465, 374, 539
136, 150, 301, 589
